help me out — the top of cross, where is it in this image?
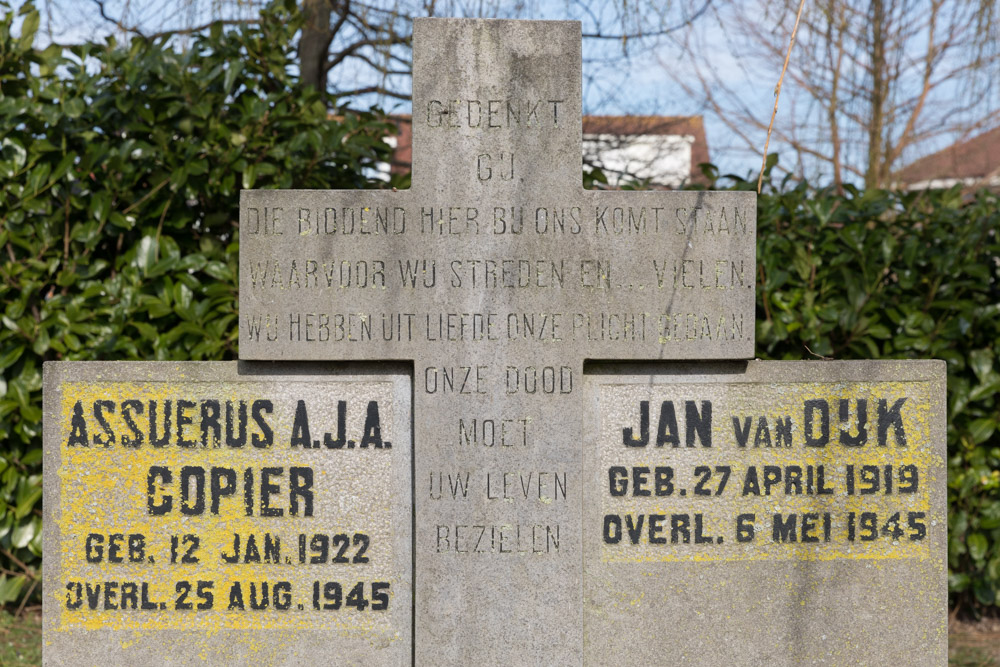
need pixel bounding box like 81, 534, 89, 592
410, 19, 582, 195
239, 18, 755, 363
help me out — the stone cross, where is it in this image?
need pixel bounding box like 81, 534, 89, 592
240, 18, 755, 663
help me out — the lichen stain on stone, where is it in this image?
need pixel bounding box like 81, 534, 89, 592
53, 380, 403, 651
597, 380, 941, 564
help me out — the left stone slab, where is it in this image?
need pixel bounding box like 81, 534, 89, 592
42, 362, 412, 666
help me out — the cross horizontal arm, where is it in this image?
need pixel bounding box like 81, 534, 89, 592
240, 188, 755, 362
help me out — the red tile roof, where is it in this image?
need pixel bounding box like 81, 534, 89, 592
895, 125, 1000, 188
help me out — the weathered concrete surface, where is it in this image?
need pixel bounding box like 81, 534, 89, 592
583, 360, 947, 666
239, 18, 756, 665
43, 362, 411, 666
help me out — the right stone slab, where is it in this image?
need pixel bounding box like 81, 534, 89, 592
583, 360, 947, 666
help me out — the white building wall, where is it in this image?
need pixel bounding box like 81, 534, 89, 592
583, 133, 695, 187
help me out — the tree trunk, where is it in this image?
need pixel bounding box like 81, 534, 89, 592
300, 0, 332, 93
866, 0, 886, 189
826, 0, 845, 193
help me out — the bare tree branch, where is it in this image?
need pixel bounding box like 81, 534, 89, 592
332, 84, 411, 100
760, 0, 806, 192
581, 0, 713, 40
91, 0, 146, 37
90, 0, 254, 40
146, 19, 253, 40
670, 0, 1000, 186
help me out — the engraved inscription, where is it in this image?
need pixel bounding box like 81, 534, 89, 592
238, 18, 758, 666
425, 99, 564, 129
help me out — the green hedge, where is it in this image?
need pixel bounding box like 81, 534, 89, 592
2, 1, 998, 615
0, 0, 393, 607
744, 173, 1000, 611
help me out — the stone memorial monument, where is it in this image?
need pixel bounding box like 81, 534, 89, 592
43, 363, 412, 664
240, 17, 755, 665
583, 360, 946, 664
43, 16, 946, 667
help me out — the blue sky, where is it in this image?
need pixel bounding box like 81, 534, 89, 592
9, 0, 771, 177
11, 0, 994, 183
